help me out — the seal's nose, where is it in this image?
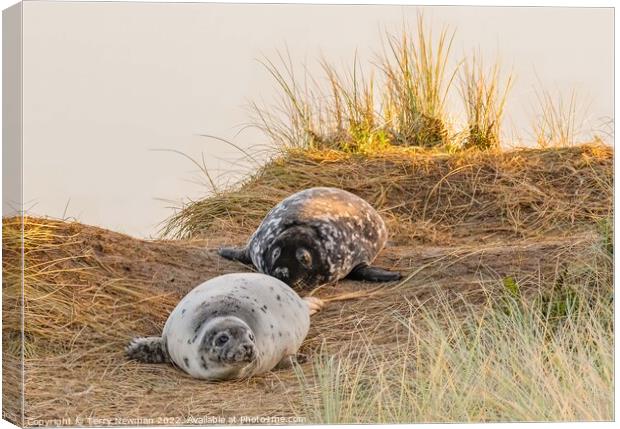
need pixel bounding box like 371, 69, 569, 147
272, 267, 289, 281
242, 344, 255, 361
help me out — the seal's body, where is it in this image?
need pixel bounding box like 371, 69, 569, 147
219, 187, 401, 288
126, 273, 322, 380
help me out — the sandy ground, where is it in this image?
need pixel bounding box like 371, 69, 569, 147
2, 217, 599, 425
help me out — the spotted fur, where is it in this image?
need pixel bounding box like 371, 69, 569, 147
219, 187, 401, 288
126, 273, 317, 381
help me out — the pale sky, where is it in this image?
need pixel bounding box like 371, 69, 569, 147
17, 2, 613, 238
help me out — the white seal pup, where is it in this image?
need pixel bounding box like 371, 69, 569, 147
218, 187, 401, 289
126, 273, 323, 380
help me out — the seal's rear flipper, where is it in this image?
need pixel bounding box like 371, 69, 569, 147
218, 247, 252, 265
126, 337, 170, 363
347, 264, 402, 282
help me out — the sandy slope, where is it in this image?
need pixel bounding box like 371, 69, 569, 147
2, 216, 600, 424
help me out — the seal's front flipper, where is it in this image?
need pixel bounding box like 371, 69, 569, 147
347, 264, 402, 282
126, 337, 170, 363
274, 353, 308, 370
303, 296, 325, 316
274, 355, 295, 370
218, 246, 252, 265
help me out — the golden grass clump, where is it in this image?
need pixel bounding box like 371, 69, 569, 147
252, 15, 465, 152
253, 51, 390, 154
321, 59, 390, 154
459, 55, 513, 150
162, 143, 612, 242
381, 16, 457, 147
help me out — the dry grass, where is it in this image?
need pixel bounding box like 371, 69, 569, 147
1, 138, 613, 424
162, 143, 612, 243
1, 221, 182, 370
2, 214, 612, 424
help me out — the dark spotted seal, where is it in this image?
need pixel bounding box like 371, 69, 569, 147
126, 273, 323, 380
218, 187, 401, 288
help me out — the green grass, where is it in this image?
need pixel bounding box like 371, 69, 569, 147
459, 55, 513, 150
292, 233, 613, 423
252, 50, 390, 154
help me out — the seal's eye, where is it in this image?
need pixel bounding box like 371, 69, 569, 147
271, 247, 281, 262
215, 334, 229, 346
296, 248, 312, 268
248, 333, 255, 342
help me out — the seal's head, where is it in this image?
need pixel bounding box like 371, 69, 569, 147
198, 316, 257, 378
265, 225, 327, 288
